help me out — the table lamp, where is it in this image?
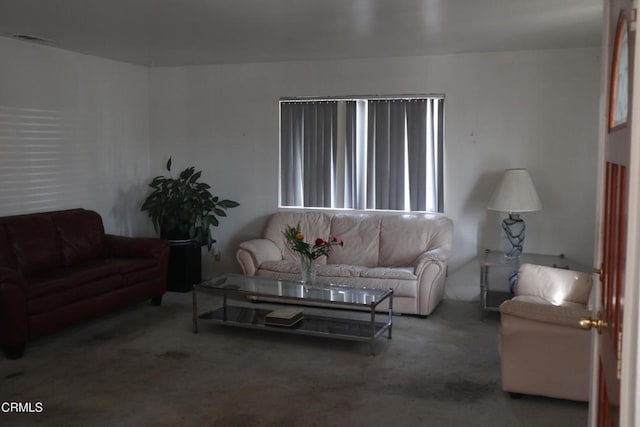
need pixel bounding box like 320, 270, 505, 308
487, 168, 542, 259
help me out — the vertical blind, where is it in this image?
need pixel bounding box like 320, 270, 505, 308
280, 96, 444, 212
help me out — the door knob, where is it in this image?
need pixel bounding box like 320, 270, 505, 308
579, 315, 607, 333
594, 266, 604, 281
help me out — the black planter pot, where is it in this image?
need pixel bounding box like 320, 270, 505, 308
167, 239, 204, 292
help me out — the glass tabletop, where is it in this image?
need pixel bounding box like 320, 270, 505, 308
197, 274, 392, 307
479, 249, 571, 269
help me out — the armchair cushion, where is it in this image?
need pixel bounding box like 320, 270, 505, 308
516, 263, 592, 305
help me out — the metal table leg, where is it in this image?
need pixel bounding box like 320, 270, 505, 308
388, 290, 393, 339
192, 286, 198, 334
369, 305, 377, 356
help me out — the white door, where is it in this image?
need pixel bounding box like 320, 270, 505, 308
589, 0, 640, 425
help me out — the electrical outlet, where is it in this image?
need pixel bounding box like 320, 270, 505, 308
213, 249, 221, 262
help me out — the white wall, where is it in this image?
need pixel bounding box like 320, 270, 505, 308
0, 37, 600, 296
0, 37, 152, 236
149, 48, 601, 281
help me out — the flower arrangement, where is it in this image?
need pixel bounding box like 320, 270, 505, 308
283, 223, 344, 260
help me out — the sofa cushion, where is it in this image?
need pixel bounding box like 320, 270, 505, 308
52, 210, 105, 267
318, 264, 368, 278
27, 276, 124, 315
26, 261, 120, 298
360, 267, 416, 281
5, 214, 64, 276
327, 214, 380, 267
263, 212, 332, 263
105, 258, 161, 287
259, 260, 300, 275
105, 258, 158, 274
379, 215, 430, 267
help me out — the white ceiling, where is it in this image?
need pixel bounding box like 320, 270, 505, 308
0, 0, 603, 67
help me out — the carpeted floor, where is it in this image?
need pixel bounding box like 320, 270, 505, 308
0, 292, 588, 426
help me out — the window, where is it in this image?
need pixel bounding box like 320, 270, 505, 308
280, 95, 444, 212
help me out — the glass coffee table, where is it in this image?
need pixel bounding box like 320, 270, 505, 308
192, 274, 393, 355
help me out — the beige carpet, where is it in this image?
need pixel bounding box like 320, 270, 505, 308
0, 292, 587, 426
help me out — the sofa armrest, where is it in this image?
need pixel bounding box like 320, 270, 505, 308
236, 239, 282, 276
500, 298, 590, 329
413, 248, 449, 275
0, 276, 28, 347
104, 235, 170, 259
412, 251, 449, 316
0, 267, 26, 290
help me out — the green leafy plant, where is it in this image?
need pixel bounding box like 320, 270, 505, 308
141, 157, 239, 250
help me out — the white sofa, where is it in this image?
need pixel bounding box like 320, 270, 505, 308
236, 211, 453, 316
499, 264, 593, 401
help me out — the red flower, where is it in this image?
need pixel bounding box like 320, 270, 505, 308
283, 224, 344, 260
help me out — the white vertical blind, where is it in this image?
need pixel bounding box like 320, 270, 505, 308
280, 96, 444, 212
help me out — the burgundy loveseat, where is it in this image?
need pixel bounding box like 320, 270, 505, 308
0, 209, 169, 359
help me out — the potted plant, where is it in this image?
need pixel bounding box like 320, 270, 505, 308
141, 158, 239, 291
141, 157, 239, 249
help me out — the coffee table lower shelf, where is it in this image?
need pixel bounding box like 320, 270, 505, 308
198, 305, 391, 354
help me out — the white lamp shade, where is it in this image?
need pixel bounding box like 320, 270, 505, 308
488, 168, 542, 213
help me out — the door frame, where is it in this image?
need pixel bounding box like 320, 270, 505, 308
620, 29, 640, 425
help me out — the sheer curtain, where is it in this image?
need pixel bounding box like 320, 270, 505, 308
280, 101, 337, 208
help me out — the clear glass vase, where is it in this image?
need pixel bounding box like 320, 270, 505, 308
300, 256, 318, 287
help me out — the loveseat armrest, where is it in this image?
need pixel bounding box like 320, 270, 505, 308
500, 298, 590, 329
236, 239, 282, 276
104, 235, 170, 259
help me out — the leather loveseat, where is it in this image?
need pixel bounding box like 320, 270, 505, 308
236, 211, 453, 316
0, 208, 169, 359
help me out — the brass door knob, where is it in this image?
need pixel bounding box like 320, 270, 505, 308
579, 316, 607, 333
594, 267, 604, 281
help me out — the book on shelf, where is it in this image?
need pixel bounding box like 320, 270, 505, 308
264, 308, 304, 327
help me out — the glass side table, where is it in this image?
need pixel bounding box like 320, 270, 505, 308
478, 249, 585, 312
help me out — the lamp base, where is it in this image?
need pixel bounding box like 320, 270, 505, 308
502, 213, 526, 259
